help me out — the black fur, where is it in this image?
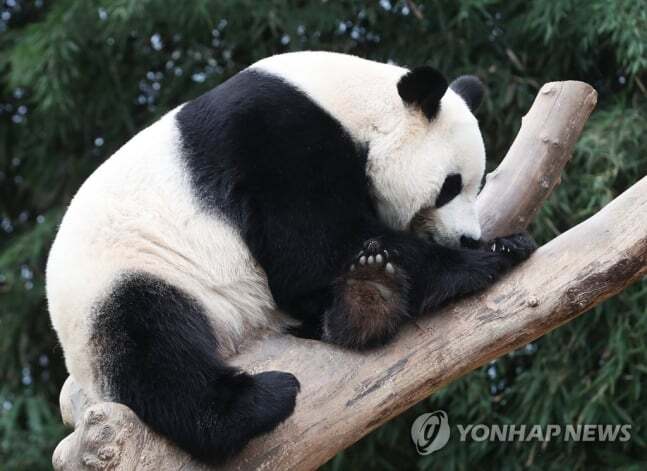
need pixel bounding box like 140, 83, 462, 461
414, 233, 537, 313
397, 66, 449, 119
435, 173, 463, 208
450, 75, 484, 112
177, 69, 377, 327
460, 235, 481, 249
91, 273, 300, 463
93, 67, 535, 462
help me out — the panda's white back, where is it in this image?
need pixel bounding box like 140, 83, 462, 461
46, 108, 283, 397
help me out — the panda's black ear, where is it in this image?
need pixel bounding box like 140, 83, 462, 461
397, 66, 448, 120
450, 75, 484, 112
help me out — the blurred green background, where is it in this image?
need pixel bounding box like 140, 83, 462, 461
1, 0, 646, 469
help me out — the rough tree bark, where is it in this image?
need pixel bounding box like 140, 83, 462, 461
53, 81, 645, 471
476, 81, 599, 239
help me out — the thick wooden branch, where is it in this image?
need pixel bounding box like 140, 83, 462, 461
477, 81, 598, 239
52, 81, 645, 471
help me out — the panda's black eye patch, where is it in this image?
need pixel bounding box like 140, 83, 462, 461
435, 173, 462, 207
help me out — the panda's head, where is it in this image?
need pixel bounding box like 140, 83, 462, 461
369, 66, 486, 249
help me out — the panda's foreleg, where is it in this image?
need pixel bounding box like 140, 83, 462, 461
413, 232, 537, 313
91, 272, 300, 463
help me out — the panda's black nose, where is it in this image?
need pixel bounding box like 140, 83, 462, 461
460, 236, 481, 249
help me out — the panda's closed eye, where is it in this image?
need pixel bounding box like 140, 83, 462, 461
435, 173, 462, 207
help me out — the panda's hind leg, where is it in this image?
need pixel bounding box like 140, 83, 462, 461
91, 272, 299, 463
322, 238, 411, 350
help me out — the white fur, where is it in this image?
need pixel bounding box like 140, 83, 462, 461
47, 52, 486, 398
253, 51, 485, 245
46, 109, 287, 398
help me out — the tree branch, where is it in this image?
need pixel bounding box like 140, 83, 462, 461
477, 81, 598, 239
52, 81, 644, 471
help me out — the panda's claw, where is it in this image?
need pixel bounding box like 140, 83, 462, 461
364, 239, 381, 252
488, 232, 537, 262
386, 262, 395, 274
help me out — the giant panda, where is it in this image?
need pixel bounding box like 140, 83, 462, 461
46, 51, 535, 462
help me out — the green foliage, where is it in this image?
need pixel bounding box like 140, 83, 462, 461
1, 1, 645, 469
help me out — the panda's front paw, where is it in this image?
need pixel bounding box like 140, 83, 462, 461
489, 232, 537, 263
350, 238, 396, 275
